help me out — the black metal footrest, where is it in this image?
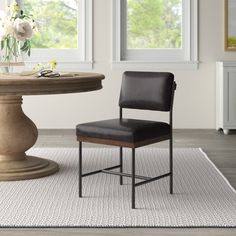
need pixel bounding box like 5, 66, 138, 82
135, 172, 171, 187
102, 169, 171, 187
102, 170, 150, 180
82, 165, 171, 189
82, 165, 121, 177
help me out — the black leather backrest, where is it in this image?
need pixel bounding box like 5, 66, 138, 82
119, 71, 175, 111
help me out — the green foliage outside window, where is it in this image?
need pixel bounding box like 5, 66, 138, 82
24, 0, 181, 50
127, 0, 182, 49
24, 0, 78, 49
228, 36, 236, 48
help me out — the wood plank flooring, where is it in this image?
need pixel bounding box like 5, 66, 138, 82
1, 129, 235, 236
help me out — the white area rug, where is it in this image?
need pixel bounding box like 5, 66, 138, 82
0, 148, 235, 228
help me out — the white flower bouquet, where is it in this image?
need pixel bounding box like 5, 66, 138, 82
0, 1, 37, 65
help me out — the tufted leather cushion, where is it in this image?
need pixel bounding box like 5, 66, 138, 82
119, 71, 174, 111
76, 119, 170, 143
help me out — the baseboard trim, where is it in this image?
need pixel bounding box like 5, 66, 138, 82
38, 129, 75, 135
38, 129, 218, 136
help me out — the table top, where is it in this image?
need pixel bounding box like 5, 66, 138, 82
0, 72, 105, 96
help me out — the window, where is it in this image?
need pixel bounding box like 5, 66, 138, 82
20, 0, 93, 69
24, 0, 79, 49
113, 0, 198, 69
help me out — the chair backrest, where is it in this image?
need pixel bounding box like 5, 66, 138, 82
119, 71, 175, 112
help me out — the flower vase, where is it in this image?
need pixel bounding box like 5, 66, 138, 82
0, 43, 25, 74
0, 61, 25, 74
0, 1, 36, 75
0, 67, 10, 74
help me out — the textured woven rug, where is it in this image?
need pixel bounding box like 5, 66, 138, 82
0, 148, 235, 228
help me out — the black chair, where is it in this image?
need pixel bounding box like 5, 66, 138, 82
76, 71, 176, 209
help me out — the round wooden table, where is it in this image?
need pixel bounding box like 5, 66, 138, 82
0, 72, 104, 181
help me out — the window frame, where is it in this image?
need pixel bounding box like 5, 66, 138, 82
112, 0, 198, 70
17, 0, 93, 70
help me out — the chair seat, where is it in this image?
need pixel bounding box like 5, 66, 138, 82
76, 119, 170, 143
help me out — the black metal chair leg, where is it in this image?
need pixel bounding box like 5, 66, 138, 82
79, 141, 82, 197
120, 147, 123, 185
170, 135, 173, 194
132, 148, 135, 209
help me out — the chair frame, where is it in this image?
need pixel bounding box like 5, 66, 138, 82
77, 82, 176, 209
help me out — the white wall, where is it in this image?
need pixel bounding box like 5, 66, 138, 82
23, 0, 236, 129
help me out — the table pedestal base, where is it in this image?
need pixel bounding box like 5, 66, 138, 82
0, 95, 59, 181
0, 155, 59, 181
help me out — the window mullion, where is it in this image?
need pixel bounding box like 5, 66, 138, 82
78, 0, 86, 61
84, 0, 93, 62
182, 0, 191, 61
120, 0, 127, 60
112, 0, 122, 62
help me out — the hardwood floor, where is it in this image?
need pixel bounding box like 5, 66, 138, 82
1, 129, 235, 236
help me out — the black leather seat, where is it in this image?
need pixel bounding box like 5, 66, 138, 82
77, 119, 170, 145
76, 71, 176, 209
